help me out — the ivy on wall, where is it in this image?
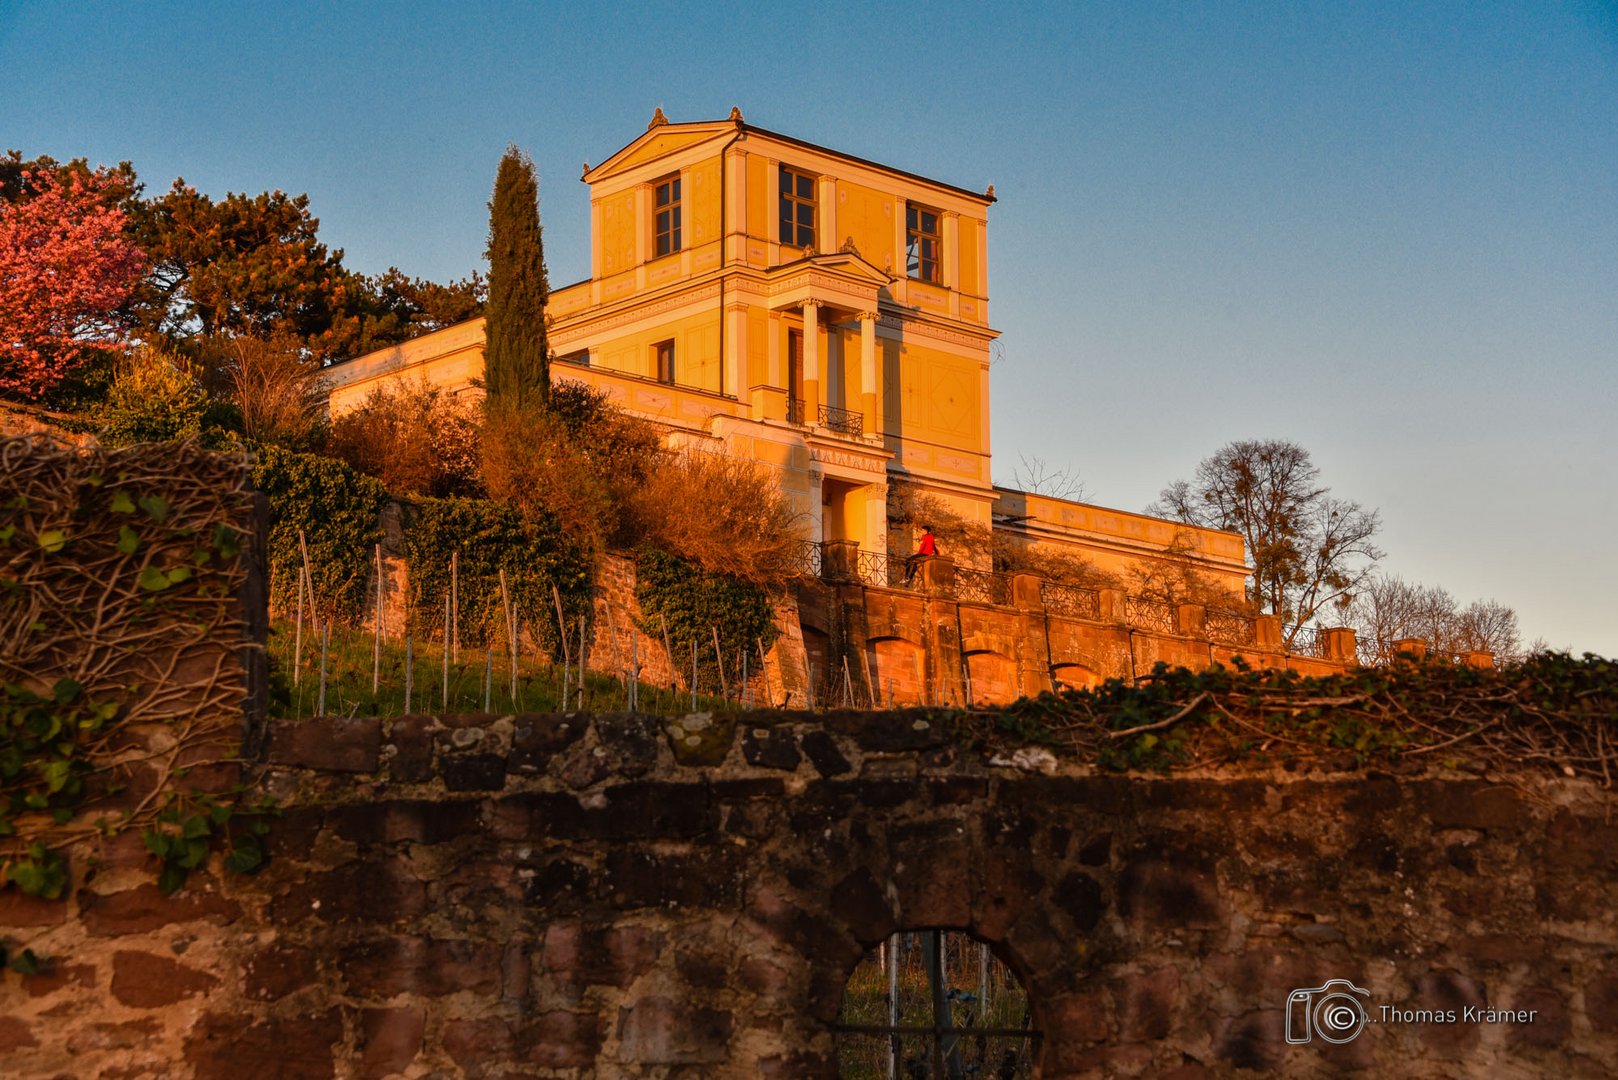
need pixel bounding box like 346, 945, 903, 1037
403, 496, 591, 653
1, 437, 269, 901
250, 444, 388, 624
634, 547, 778, 686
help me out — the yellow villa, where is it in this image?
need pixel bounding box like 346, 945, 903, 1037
326, 109, 1248, 598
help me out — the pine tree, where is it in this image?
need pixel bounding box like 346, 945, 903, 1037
484, 147, 549, 409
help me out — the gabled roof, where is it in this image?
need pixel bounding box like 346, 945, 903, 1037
583, 111, 995, 206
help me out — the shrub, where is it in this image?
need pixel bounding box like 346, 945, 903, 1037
96, 343, 212, 446
626, 449, 804, 587
217, 333, 328, 450
481, 402, 615, 550
402, 495, 590, 652
634, 547, 778, 687
327, 377, 481, 497
250, 444, 389, 622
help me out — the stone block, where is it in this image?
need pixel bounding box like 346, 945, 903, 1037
508, 713, 587, 773
1413, 970, 1488, 1059
519, 1010, 603, 1068
0, 1016, 38, 1049
358, 1006, 424, 1079
441, 1017, 514, 1069
267, 716, 381, 773
338, 935, 503, 997
244, 940, 318, 1001
1508, 986, 1568, 1049
185, 1010, 342, 1079
329, 797, 482, 845
386, 713, 435, 781
1418, 782, 1524, 831
440, 752, 507, 791
271, 858, 427, 925
617, 996, 734, 1065
540, 923, 665, 990
1053, 870, 1107, 932
1215, 1009, 1286, 1073
81, 881, 240, 936
1111, 966, 1181, 1041
1117, 853, 1224, 931
742, 726, 802, 770
21, 960, 95, 998
604, 847, 743, 910
540, 782, 714, 840
829, 867, 897, 946
799, 730, 852, 777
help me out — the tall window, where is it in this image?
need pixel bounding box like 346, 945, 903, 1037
907, 204, 941, 282
654, 176, 681, 258
654, 339, 675, 384
779, 166, 816, 250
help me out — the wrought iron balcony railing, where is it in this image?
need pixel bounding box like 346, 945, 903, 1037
818, 402, 865, 437
786, 397, 807, 426
1205, 606, 1256, 645
1041, 581, 1101, 620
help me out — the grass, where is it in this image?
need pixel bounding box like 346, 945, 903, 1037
265, 617, 735, 719
836, 933, 1037, 1079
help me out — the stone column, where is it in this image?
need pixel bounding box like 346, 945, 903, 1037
859, 310, 878, 436
1098, 588, 1129, 623
803, 300, 822, 417
1176, 604, 1207, 638
1011, 573, 1045, 611
1322, 627, 1359, 664
821, 539, 859, 584
1392, 637, 1429, 661
919, 555, 955, 592
1255, 615, 1283, 648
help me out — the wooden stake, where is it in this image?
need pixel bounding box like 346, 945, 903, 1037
450, 549, 460, 664
317, 621, 329, 717
373, 543, 383, 695
690, 638, 697, 711
404, 629, 413, 715
483, 649, 492, 713
757, 638, 774, 709
578, 616, 586, 710
712, 626, 727, 700
441, 592, 450, 711
498, 568, 516, 704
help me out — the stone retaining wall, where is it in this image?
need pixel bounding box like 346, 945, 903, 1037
3, 710, 1615, 1078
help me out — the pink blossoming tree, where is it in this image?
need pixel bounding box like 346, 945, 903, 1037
0, 169, 146, 400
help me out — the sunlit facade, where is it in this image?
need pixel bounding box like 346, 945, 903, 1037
326, 110, 1247, 594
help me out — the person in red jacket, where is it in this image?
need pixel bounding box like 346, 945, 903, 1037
905, 524, 937, 583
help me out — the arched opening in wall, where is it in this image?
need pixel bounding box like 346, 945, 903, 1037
867, 636, 925, 707
963, 650, 1017, 705
1050, 663, 1102, 691
835, 930, 1041, 1078
802, 625, 830, 708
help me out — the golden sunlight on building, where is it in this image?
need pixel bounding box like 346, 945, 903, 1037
325, 108, 1247, 598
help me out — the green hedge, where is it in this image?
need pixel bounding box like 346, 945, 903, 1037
634, 547, 778, 687
403, 496, 591, 652
250, 445, 388, 623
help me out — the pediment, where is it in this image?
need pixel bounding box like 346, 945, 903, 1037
585, 122, 736, 183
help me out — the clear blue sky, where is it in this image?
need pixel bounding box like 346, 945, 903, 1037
4, 1, 1615, 655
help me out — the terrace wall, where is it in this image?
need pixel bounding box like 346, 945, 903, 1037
4, 711, 1615, 1079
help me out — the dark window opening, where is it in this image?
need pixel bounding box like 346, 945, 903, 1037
655, 175, 681, 257
835, 930, 1040, 1078
906, 204, 940, 283
654, 339, 675, 384
780, 166, 817, 250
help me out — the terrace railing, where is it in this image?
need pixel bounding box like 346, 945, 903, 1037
1205, 606, 1256, 646
1285, 625, 1328, 658
855, 548, 918, 591
1040, 580, 1101, 620
818, 402, 865, 437
1125, 596, 1177, 636
954, 566, 1009, 606
790, 539, 824, 580
787, 397, 807, 426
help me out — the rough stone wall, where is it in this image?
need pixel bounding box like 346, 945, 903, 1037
4, 710, 1616, 1079
803, 581, 1344, 708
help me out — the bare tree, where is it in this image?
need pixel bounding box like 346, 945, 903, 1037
220, 334, 327, 447
1151, 440, 1381, 642
1347, 574, 1525, 663
1005, 453, 1089, 503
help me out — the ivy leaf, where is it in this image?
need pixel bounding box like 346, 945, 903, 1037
7, 948, 40, 975
137, 565, 172, 592
0, 524, 14, 545
36, 529, 67, 553
137, 495, 168, 522
108, 490, 136, 514
157, 862, 188, 896
51, 678, 82, 704
165, 566, 193, 587
116, 526, 141, 555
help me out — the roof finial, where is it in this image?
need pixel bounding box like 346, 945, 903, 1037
581, 161, 590, 178
985, 183, 996, 201
728, 105, 743, 123
840, 236, 860, 255
649, 106, 669, 130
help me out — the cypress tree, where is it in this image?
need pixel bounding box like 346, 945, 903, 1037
484, 146, 549, 409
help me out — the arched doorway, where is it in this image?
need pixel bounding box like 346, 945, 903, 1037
835, 929, 1040, 1078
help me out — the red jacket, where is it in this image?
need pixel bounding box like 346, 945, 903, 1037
917, 532, 937, 556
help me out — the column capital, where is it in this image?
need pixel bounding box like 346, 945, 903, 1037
802, 299, 821, 314
857, 309, 881, 323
